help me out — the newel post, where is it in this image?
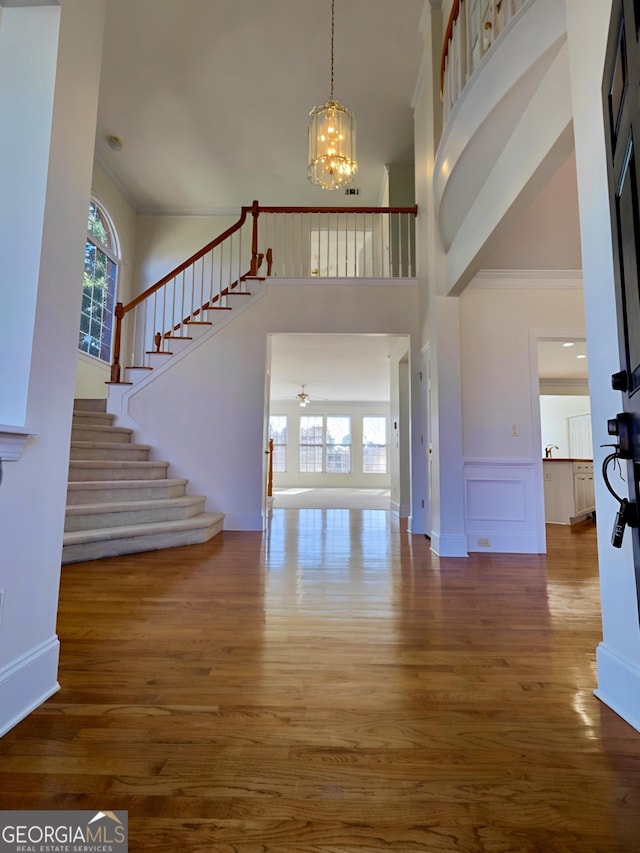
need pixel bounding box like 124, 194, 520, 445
250, 199, 260, 276
109, 302, 125, 383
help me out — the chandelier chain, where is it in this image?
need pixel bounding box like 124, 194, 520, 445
330, 0, 335, 100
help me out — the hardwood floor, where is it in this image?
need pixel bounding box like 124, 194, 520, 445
2, 512, 640, 851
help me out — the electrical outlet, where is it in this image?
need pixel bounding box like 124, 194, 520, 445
478, 537, 491, 547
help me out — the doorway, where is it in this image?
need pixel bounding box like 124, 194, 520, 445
535, 336, 594, 532
266, 333, 411, 513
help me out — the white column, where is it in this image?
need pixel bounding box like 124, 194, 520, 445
565, 0, 640, 731
414, 1, 468, 554
0, 0, 106, 736
0, 4, 60, 426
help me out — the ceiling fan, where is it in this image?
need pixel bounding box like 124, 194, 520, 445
297, 385, 310, 407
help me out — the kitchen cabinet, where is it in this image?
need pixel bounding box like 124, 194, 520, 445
543, 459, 595, 524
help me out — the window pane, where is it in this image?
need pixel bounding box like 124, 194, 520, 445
269, 415, 287, 473
80, 200, 118, 363
300, 416, 323, 473
363, 416, 388, 473
326, 416, 351, 474
269, 415, 287, 443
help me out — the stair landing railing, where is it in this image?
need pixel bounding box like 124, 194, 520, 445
109, 201, 418, 384
441, 0, 527, 124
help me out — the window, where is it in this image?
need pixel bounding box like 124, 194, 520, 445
325, 416, 351, 473
363, 416, 388, 473
268, 415, 287, 473
79, 199, 119, 362
299, 415, 323, 473
299, 415, 351, 474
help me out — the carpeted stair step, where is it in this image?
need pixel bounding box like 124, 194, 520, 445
64, 495, 207, 531
62, 512, 225, 564
66, 478, 190, 505
71, 423, 134, 444
68, 459, 169, 481
71, 409, 115, 428
69, 440, 152, 462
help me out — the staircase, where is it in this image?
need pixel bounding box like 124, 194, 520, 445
62, 399, 224, 564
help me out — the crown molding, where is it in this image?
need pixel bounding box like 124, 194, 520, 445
472, 269, 583, 289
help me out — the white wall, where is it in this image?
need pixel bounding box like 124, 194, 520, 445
0, 0, 106, 736
459, 275, 585, 552
108, 279, 423, 533
540, 395, 591, 458
133, 213, 239, 294
270, 401, 391, 489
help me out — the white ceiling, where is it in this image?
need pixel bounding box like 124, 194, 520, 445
538, 339, 589, 382
269, 334, 406, 402
96, 0, 425, 213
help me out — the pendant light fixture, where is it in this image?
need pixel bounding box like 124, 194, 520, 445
297, 385, 310, 407
308, 0, 358, 190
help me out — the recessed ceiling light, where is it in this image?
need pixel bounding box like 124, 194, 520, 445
562, 342, 574, 347
576, 354, 587, 359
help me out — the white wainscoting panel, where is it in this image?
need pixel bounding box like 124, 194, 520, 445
464, 458, 544, 553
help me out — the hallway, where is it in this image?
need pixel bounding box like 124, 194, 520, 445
1, 512, 639, 851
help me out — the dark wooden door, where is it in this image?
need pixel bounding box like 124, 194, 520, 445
602, 0, 640, 617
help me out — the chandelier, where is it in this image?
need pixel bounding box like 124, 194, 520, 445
308, 0, 358, 190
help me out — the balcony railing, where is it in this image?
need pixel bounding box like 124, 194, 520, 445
440, 0, 527, 123
109, 202, 417, 384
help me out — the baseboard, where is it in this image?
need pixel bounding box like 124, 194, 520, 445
430, 532, 468, 557
467, 532, 545, 553
223, 513, 264, 531
390, 501, 410, 518
0, 636, 60, 737
594, 642, 640, 733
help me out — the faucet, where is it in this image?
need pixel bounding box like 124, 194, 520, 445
545, 444, 559, 458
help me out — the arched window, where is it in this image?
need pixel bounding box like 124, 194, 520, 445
79, 199, 119, 362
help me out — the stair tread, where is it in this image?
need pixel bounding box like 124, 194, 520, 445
67, 478, 188, 490
72, 410, 114, 421
66, 496, 206, 515
70, 440, 152, 451
71, 423, 133, 433
63, 512, 224, 545
69, 459, 168, 468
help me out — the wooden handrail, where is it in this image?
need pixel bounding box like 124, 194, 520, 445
441, 0, 509, 100
256, 205, 418, 215
109, 201, 417, 383
122, 207, 251, 316
441, 0, 461, 96
110, 205, 253, 382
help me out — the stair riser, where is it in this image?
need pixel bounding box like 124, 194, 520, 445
74, 399, 108, 413
65, 500, 205, 532
67, 483, 188, 505
61, 518, 223, 564
68, 463, 168, 481
71, 427, 132, 444
69, 446, 150, 462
